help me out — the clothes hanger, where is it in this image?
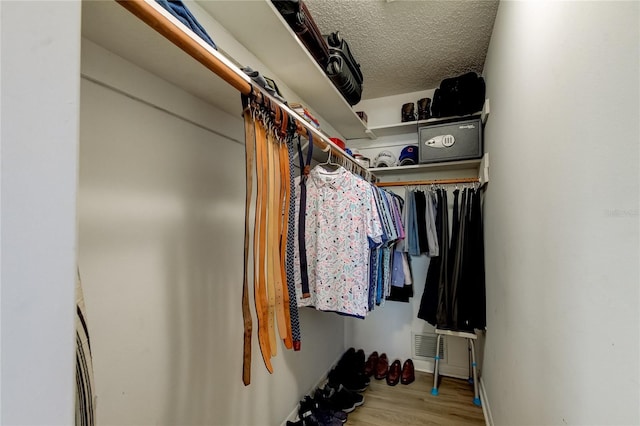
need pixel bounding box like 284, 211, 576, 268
318, 147, 340, 172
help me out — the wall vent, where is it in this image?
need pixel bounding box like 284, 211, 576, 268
412, 332, 445, 361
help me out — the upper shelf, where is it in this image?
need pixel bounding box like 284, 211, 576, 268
367, 100, 491, 139
371, 153, 490, 186
81, 0, 242, 118
369, 158, 483, 174
196, 0, 370, 140
81, 0, 369, 139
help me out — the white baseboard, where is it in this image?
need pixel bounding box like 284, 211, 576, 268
479, 378, 493, 426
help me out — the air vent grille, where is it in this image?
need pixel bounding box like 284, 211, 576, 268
412, 332, 445, 361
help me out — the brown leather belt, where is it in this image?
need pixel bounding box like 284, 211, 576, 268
254, 110, 273, 373
266, 128, 278, 354
241, 104, 255, 385
242, 94, 302, 381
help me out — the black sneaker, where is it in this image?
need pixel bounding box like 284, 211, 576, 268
318, 384, 364, 414
299, 395, 347, 424
327, 368, 369, 393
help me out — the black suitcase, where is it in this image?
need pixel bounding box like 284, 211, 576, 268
325, 31, 363, 106
272, 0, 330, 67
431, 72, 485, 118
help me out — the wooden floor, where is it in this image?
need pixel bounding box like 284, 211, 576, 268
346, 371, 485, 426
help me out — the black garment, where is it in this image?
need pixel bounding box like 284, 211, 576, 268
448, 189, 460, 283
418, 187, 486, 331
447, 189, 461, 328
434, 189, 450, 328
456, 188, 486, 330
418, 189, 449, 327
413, 191, 429, 254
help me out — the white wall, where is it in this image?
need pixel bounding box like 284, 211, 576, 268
0, 1, 81, 424
481, 2, 639, 425
78, 39, 345, 425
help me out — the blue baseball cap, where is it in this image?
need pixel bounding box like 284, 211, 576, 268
399, 145, 419, 165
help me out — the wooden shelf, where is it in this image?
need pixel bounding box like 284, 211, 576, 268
198, 0, 370, 140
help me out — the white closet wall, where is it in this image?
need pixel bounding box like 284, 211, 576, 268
0, 2, 81, 424
78, 35, 346, 424
481, 2, 639, 425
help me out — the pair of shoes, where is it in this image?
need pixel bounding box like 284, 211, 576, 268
309, 395, 348, 424
373, 353, 389, 380
296, 395, 346, 426
337, 347, 365, 375
329, 348, 369, 392
328, 367, 369, 393
315, 384, 364, 414
386, 358, 416, 386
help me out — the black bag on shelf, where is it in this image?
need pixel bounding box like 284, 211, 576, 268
272, 0, 330, 68
430, 72, 485, 118
324, 31, 364, 106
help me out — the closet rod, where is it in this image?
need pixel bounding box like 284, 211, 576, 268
115, 0, 374, 181
375, 177, 479, 187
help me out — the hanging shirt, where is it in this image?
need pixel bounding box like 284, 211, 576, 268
294, 166, 383, 317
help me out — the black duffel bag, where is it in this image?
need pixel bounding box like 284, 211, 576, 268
431, 72, 485, 118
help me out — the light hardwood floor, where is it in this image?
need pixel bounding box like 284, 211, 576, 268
346, 371, 485, 426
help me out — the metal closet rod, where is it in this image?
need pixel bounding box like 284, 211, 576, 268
116, 0, 374, 181
375, 177, 479, 187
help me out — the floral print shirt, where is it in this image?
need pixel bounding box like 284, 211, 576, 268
294, 166, 382, 317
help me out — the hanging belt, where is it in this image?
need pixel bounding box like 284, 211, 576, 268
277, 110, 294, 349
241, 100, 255, 385
253, 110, 273, 373
268, 128, 285, 351
285, 136, 302, 350
297, 133, 313, 298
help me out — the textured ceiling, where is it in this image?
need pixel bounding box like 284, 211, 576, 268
304, 0, 499, 100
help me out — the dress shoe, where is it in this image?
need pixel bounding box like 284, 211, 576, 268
401, 359, 415, 385
363, 351, 378, 377
386, 360, 401, 386
374, 353, 388, 380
